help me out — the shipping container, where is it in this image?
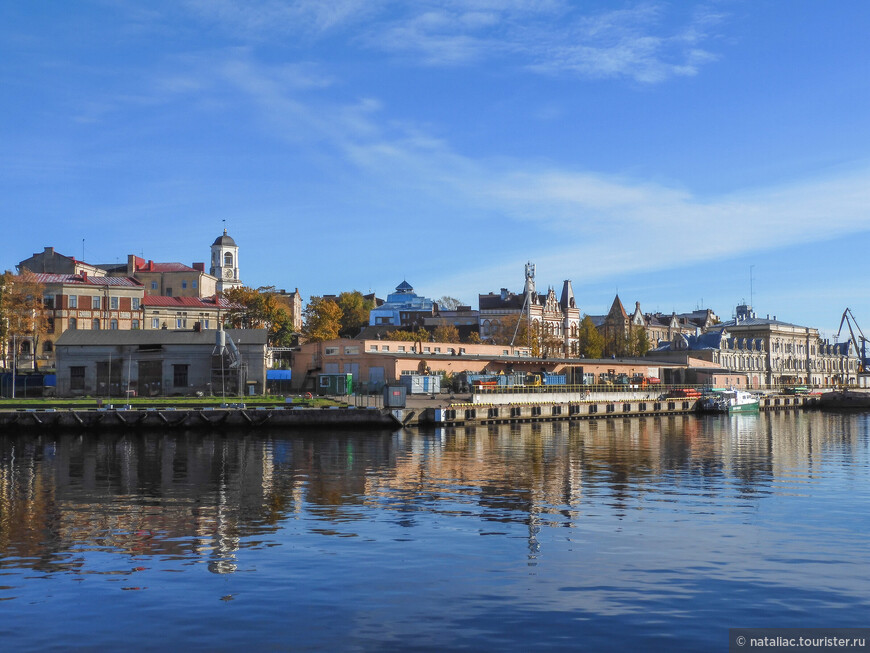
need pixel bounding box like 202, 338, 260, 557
399, 374, 441, 394
316, 373, 354, 396
383, 384, 407, 408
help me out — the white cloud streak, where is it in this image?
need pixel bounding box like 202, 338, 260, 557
208, 51, 870, 301
183, 0, 723, 83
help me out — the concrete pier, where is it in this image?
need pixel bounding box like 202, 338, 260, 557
0, 405, 401, 431
0, 393, 818, 432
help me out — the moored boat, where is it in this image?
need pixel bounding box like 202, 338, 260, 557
698, 389, 760, 413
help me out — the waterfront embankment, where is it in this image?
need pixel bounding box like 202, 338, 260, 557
0, 391, 822, 431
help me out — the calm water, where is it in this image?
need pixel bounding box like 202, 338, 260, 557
1, 412, 869, 651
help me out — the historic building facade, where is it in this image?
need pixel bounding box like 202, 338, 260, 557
210, 229, 242, 293
630, 303, 720, 346
718, 305, 857, 386
478, 263, 580, 357
653, 304, 858, 387
142, 295, 234, 331
11, 272, 145, 369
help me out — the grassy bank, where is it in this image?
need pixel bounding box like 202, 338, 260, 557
0, 395, 344, 409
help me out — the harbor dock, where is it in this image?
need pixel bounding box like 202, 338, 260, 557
0, 389, 819, 431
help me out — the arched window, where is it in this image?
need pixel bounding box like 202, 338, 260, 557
224, 252, 233, 267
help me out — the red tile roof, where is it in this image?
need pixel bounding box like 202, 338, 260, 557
142, 295, 234, 308
23, 273, 143, 287
135, 261, 199, 273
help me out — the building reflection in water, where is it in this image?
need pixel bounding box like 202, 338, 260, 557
0, 412, 867, 576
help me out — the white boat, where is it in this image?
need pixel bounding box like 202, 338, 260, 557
699, 389, 760, 413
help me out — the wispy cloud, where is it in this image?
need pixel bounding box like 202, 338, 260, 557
181, 0, 723, 83
208, 51, 870, 300
183, 0, 377, 37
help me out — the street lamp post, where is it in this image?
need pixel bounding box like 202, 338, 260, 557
11, 334, 16, 400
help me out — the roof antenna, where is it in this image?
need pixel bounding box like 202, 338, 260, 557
82, 238, 85, 262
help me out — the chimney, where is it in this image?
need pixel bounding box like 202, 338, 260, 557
148, 260, 154, 271
81, 271, 88, 282
127, 254, 136, 275
193, 262, 204, 272
500, 288, 509, 300
44, 246, 54, 255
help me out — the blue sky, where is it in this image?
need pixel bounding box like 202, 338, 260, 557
2, 1, 869, 337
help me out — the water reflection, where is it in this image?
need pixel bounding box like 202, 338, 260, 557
2, 412, 867, 577
1, 412, 869, 650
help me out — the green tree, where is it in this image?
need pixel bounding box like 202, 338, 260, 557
301, 296, 342, 342
337, 290, 375, 338
577, 315, 605, 359
604, 329, 630, 358
628, 327, 650, 357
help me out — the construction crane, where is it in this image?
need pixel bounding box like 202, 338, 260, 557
836, 308, 870, 372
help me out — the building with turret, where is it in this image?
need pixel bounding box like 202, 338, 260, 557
368, 281, 435, 327
210, 229, 242, 293
478, 263, 580, 357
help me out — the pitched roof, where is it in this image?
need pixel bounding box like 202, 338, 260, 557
718, 316, 803, 329
23, 273, 142, 287
479, 291, 525, 310
55, 328, 266, 347
607, 294, 627, 320
142, 295, 234, 308
135, 261, 199, 273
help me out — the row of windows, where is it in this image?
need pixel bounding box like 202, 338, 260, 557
324, 344, 517, 357
65, 295, 139, 310
149, 280, 198, 292
149, 318, 211, 329
68, 318, 135, 330
69, 364, 189, 389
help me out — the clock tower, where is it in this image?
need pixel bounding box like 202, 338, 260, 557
210, 229, 242, 293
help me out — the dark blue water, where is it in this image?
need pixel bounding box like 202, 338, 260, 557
1, 411, 868, 651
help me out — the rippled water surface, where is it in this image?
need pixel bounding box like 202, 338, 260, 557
1, 411, 869, 651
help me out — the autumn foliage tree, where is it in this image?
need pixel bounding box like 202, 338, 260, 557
222, 286, 295, 346
301, 296, 343, 342
388, 328, 431, 342
0, 272, 50, 370
488, 314, 541, 356
432, 322, 460, 343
